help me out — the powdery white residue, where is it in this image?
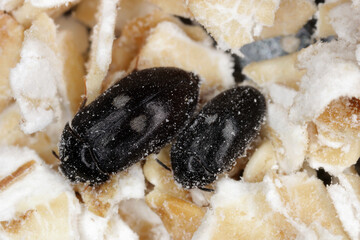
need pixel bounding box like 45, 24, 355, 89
86, 0, 118, 101
268, 103, 308, 173
265, 83, 314, 174
29, 0, 78, 8
265, 84, 306, 173
10, 14, 71, 137
328, 175, 360, 240
105, 214, 139, 240
329, 3, 360, 44
78, 208, 109, 240
211, 178, 265, 218
267, 83, 297, 109
10, 37, 64, 134
78, 201, 139, 240
116, 163, 146, 202
290, 40, 360, 124
95, 0, 118, 71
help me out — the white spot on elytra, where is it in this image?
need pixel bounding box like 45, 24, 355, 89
222, 119, 237, 140
147, 102, 168, 128
215, 119, 238, 162
112, 94, 130, 108
130, 115, 147, 133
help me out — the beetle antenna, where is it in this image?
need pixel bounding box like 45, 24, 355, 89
155, 158, 171, 171
68, 125, 86, 143
52, 150, 59, 159
198, 187, 214, 192
79, 96, 88, 109
134, 56, 139, 71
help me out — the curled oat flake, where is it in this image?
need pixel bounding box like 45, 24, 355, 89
85, 0, 118, 102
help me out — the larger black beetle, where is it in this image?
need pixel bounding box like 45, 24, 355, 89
59, 67, 200, 184
171, 86, 266, 189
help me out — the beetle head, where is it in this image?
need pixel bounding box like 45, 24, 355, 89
59, 123, 109, 184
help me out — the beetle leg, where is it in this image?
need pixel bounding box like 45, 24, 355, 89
52, 150, 59, 159
79, 96, 88, 110
198, 186, 214, 192
134, 55, 140, 72
155, 158, 171, 171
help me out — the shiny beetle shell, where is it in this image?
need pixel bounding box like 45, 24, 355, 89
170, 86, 266, 188
59, 67, 200, 184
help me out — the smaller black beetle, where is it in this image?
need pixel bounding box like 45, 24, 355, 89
59, 67, 200, 184
171, 86, 266, 189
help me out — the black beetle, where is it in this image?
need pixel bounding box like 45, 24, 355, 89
59, 67, 200, 184
171, 86, 266, 189
355, 158, 360, 176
